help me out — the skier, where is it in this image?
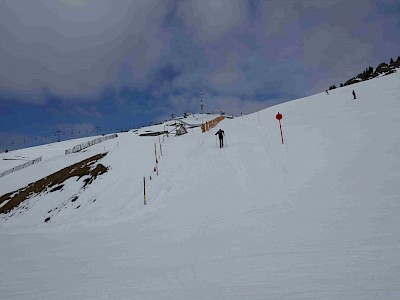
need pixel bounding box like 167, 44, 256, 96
215, 129, 225, 148
326, 90, 329, 95
352, 90, 357, 99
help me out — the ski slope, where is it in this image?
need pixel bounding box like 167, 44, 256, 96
1, 72, 400, 299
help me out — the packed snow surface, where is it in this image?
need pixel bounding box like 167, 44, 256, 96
1, 73, 400, 299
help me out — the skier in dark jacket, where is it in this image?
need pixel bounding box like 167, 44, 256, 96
352, 90, 357, 99
215, 129, 225, 148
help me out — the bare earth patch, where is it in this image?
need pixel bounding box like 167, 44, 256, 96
0, 152, 108, 215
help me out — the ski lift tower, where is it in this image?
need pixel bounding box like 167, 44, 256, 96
200, 90, 204, 114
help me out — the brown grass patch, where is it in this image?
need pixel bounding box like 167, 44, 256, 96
0, 152, 108, 214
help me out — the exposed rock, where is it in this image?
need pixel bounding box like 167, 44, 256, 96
342, 58, 399, 87
0, 153, 108, 214
50, 185, 64, 193
375, 63, 390, 74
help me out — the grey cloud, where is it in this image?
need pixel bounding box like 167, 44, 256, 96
68, 105, 103, 118
204, 94, 270, 116
160, 0, 399, 114
299, 0, 344, 10
1, 0, 399, 119
256, 0, 303, 37
55, 122, 96, 132
208, 53, 244, 85
301, 24, 373, 70
177, 0, 248, 42
0, 0, 169, 98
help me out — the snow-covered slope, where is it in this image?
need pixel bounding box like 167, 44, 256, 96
1, 72, 400, 299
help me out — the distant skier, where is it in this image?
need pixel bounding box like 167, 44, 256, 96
326, 90, 329, 95
352, 90, 357, 99
215, 129, 225, 148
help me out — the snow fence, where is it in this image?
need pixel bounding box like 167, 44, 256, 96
65, 134, 118, 155
0, 156, 42, 179
201, 116, 225, 133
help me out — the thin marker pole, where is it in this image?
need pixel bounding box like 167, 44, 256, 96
154, 143, 158, 164
276, 112, 284, 144
279, 120, 284, 144
158, 135, 162, 156
163, 126, 165, 142
143, 177, 146, 205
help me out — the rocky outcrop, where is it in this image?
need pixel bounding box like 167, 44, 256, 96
340, 56, 399, 88
0, 153, 108, 215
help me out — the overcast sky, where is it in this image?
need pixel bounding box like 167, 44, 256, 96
0, 0, 399, 149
